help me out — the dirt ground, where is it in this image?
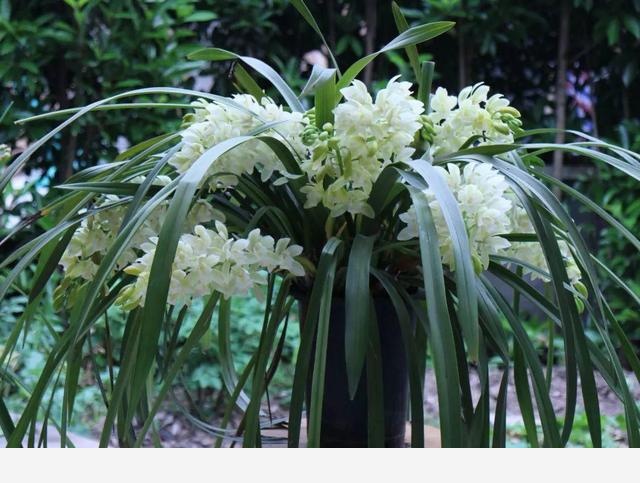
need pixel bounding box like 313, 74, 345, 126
133, 366, 640, 447
423, 366, 640, 424
7, 366, 636, 447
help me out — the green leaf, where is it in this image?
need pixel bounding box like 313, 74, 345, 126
55, 181, 149, 196
372, 269, 424, 447
187, 48, 304, 112
497, 159, 598, 446
3, 86, 260, 193
0, 396, 15, 440
214, 354, 257, 447
243, 276, 292, 447
217, 297, 251, 411
289, 0, 340, 74
233, 63, 265, 100
120, 144, 180, 227
391, 1, 420, 82
306, 239, 343, 448
607, 19, 620, 45
534, 168, 640, 254
624, 15, 640, 39
126, 136, 255, 419
116, 132, 179, 162
345, 234, 375, 399
288, 238, 343, 447
492, 368, 509, 448
313, 69, 336, 128
478, 278, 562, 447
513, 344, 539, 447
336, 21, 454, 96
17, 105, 190, 125
300, 64, 337, 98
408, 159, 479, 362
366, 300, 385, 448
404, 184, 463, 447
183, 11, 217, 22
417, 61, 435, 109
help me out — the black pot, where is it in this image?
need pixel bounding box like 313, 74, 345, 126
298, 296, 411, 448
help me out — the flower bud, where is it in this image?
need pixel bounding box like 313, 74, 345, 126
574, 281, 588, 299
181, 113, 196, 127
493, 121, 511, 135
327, 136, 339, 150
472, 254, 484, 274
366, 140, 378, 157
575, 297, 585, 314
498, 106, 521, 118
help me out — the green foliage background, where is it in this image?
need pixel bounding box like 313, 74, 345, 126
1, 0, 640, 443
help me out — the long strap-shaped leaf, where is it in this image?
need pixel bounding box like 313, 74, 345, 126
490, 260, 640, 446
345, 234, 376, 398
372, 269, 425, 448
405, 185, 463, 447
476, 286, 514, 447
100, 129, 305, 438
289, 0, 341, 75
523, 143, 640, 180
243, 277, 292, 447
14, 103, 191, 125
365, 299, 385, 448
133, 294, 218, 444
218, 297, 251, 412
408, 159, 479, 361
0, 396, 15, 441
534, 169, 640, 253
314, 69, 336, 128
517, 128, 640, 164
493, 160, 592, 445
477, 278, 562, 447
0, 86, 262, 193
188, 48, 304, 112
335, 21, 454, 96
288, 237, 342, 447
515, 190, 584, 445
306, 239, 343, 448
391, 1, 420, 82
300, 64, 337, 98
465, 155, 605, 326
124, 136, 255, 416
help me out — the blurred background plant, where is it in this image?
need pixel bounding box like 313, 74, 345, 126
1, 0, 639, 445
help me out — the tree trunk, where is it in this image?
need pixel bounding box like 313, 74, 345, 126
363, 0, 377, 87
327, 0, 336, 49
457, 1, 470, 89
59, 132, 77, 181
552, 0, 570, 189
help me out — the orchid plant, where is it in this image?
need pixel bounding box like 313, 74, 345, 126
2, 1, 640, 448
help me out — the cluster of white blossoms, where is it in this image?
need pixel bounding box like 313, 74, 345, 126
60, 196, 221, 281
169, 94, 306, 190
397, 160, 583, 286
427, 83, 522, 157
56, 79, 579, 308
398, 162, 512, 270
506, 200, 582, 285
116, 222, 304, 309
300, 77, 424, 217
